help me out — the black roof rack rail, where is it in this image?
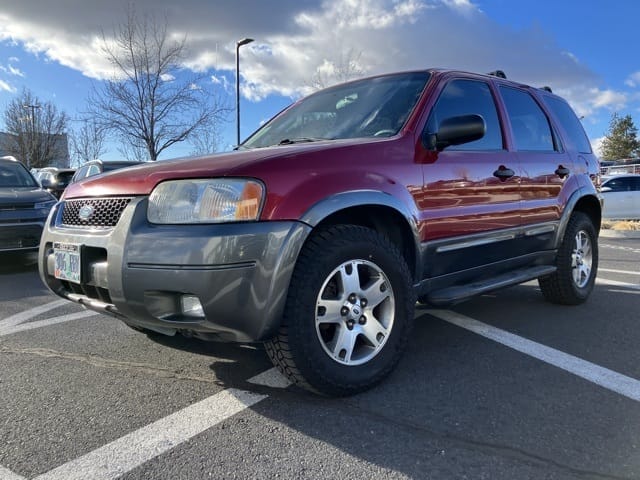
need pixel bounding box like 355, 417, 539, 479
487, 70, 507, 79
540, 86, 553, 93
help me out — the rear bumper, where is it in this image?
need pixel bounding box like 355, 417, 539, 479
39, 197, 311, 342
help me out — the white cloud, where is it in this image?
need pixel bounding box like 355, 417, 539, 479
0, 0, 628, 122
0, 78, 16, 93
160, 73, 175, 82
557, 86, 627, 119
7, 64, 24, 76
625, 71, 640, 88
591, 136, 605, 157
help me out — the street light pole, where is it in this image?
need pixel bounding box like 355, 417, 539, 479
236, 37, 254, 146
23, 103, 41, 168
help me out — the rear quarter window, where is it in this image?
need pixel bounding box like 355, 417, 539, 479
542, 96, 592, 154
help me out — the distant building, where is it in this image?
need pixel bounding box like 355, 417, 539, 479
0, 131, 70, 168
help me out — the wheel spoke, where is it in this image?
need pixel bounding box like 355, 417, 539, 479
362, 277, 390, 308
339, 262, 362, 296
361, 316, 388, 349
329, 325, 357, 363
580, 263, 591, 280
316, 299, 345, 325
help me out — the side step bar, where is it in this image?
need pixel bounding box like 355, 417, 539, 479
425, 265, 557, 306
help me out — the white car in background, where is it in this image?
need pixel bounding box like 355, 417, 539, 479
600, 174, 640, 220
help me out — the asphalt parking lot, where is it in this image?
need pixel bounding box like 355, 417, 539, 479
1, 236, 639, 480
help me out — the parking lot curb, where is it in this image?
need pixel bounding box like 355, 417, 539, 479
600, 229, 640, 239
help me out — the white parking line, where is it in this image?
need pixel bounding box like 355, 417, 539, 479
0, 465, 26, 480
599, 268, 640, 276
247, 367, 292, 388
0, 299, 68, 329
428, 309, 640, 403
0, 311, 99, 337
33, 388, 267, 480
597, 278, 640, 290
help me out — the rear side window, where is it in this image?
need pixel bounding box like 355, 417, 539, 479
603, 177, 636, 192
427, 79, 503, 151
500, 86, 555, 152
542, 96, 592, 154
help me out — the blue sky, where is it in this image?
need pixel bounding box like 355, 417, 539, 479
0, 0, 638, 162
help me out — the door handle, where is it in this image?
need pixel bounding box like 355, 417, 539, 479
493, 166, 515, 180
555, 165, 570, 178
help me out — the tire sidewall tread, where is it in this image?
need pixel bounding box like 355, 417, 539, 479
266, 225, 414, 396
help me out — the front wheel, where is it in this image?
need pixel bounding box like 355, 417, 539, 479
538, 212, 598, 305
265, 225, 414, 396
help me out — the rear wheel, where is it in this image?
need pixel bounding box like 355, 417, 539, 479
265, 225, 414, 396
539, 212, 598, 305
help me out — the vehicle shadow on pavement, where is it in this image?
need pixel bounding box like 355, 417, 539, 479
226, 283, 640, 479
0, 252, 39, 275
143, 331, 274, 387
0, 252, 53, 301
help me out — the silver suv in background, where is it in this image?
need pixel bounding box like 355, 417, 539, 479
71, 160, 145, 183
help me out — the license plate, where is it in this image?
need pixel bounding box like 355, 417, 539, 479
53, 242, 81, 283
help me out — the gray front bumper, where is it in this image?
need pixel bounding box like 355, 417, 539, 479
39, 197, 311, 342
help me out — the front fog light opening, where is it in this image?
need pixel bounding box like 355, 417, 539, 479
181, 295, 205, 318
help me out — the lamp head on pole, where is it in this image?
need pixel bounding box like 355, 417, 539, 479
236, 38, 254, 48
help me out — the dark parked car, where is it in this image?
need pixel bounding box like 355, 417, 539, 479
38, 167, 76, 199
40, 69, 601, 396
70, 159, 145, 184
0, 157, 57, 252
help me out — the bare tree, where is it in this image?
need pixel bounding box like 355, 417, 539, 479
70, 119, 107, 166
117, 136, 148, 162
87, 9, 229, 161
1, 88, 69, 168
190, 124, 221, 156
309, 48, 365, 91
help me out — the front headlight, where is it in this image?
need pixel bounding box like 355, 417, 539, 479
147, 179, 264, 224
35, 200, 57, 210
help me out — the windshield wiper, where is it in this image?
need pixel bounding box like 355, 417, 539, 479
277, 137, 329, 145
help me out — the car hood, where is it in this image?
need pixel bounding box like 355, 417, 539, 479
0, 187, 55, 205
62, 140, 371, 198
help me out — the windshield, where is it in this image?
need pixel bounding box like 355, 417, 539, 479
242, 71, 431, 149
0, 162, 39, 187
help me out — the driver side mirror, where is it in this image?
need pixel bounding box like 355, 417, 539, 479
424, 114, 486, 151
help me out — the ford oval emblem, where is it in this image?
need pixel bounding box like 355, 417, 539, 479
78, 204, 95, 221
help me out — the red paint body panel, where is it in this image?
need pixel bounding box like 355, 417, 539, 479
62, 68, 599, 249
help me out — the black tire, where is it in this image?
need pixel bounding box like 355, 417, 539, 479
538, 212, 598, 305
265, 225, 415, 396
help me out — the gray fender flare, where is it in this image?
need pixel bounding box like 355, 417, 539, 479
299, 190, 423, 280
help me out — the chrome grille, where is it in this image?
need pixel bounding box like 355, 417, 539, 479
61, 198, 132, 228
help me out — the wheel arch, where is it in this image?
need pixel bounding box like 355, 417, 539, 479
555, 189, 602, 249
300, 191, 421, 282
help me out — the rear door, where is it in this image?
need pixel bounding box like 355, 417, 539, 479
497, 85, 572, 252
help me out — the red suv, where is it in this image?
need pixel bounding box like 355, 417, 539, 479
39, 69, 601, 396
